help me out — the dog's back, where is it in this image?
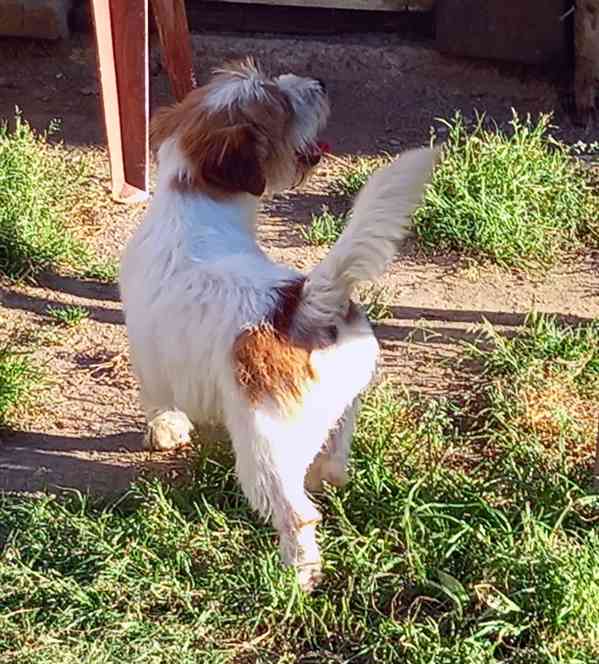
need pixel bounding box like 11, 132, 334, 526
119, 196, 300, 426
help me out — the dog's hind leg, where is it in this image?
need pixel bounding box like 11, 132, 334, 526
226, 406, 326, 592
305, 398, 359, 493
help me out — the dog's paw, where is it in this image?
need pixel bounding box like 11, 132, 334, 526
304, 462, 325, 492
296, 560, 323, 592
321, 457, 349, 488
305, 454, 349, 492
280, 522, 322, 592
144, 410, 193, 451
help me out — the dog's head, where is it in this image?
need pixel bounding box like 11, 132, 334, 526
151, 59, 330, 198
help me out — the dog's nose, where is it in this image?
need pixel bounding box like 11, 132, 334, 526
315, 78, 327, 93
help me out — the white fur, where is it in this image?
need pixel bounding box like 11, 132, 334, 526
296, 147, 440, 329
204, 68, 270, 111
276, 74, 330, 150
120, 73, 436, 591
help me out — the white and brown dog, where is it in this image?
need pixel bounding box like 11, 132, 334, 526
120, 59, 437, 590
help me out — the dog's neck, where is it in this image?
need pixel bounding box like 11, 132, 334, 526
154, 139, 262, 258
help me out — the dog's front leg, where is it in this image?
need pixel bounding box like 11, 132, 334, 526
144, 409, 194, 451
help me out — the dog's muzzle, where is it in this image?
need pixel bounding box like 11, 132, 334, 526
297, 140, 331, 168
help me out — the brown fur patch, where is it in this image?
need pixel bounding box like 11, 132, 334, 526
233, 279, 317, 408
234, 324, 316, 408
233, 280, 365, 408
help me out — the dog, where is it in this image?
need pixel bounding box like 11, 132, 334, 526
119, 59, 437, 591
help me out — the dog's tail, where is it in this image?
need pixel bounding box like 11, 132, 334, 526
295, 146, 439, 330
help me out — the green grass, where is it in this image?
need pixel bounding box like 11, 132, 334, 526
333, 154, 392, 197
0, 115, 116, 282
1, 314, 598, 662
465, 313, 599, 467
80, 259, 119, 283
301, 206, 346, 246
357, 285, 392, 322
46, 304, 90, 328
0, 342, 38, 427
413, 111, 599, 268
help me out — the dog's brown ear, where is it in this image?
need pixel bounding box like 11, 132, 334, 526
184, 124, 266, 197
150, 104, 181, 151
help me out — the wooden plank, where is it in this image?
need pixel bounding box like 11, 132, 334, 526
436, 0, 567, 66
110, 0, 149, 200
574, 0, 599, 125
151, 0, 196, 101
90, 0, 149, 202
79, 1, 435, 36
206, 0, 434, 11
90, 0, 127, 201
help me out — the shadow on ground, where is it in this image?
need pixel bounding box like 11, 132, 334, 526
0, 430, 191, 495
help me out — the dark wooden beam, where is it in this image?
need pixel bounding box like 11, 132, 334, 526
574, 0, 599, 126
151, 0, 197, 101
76, 1, 435, 38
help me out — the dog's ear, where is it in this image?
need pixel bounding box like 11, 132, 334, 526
149, 87, 205, 152
150, 104, 182, 151
183, 124, 266, 197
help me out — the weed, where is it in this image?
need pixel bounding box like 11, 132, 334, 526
466, 313, 599, 472
0, 343, 38, 427
301, 206, 346, 246
46, 304, 90, 328
414, 111, 599, 268
357, 284, 392, 322
332, 153, 392, 196
0, 115, 90, 279
80, 259, 119, 283
0, 114, 119, 283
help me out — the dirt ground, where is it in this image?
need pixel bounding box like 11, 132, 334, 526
0, 31, 598, 495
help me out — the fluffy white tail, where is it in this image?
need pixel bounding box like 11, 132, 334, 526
297, 146, 439, 327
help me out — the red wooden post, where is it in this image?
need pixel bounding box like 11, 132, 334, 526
151, 0, 197, 102
91, 0, 194, 203
90, 0, 149, 203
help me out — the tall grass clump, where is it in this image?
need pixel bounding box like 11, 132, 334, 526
301, 206, 346, 246
0, 115, 91, 279
0, 343, 38, 426
332, 153, 392, 196
414, 111, 599, 267
466, 313, 599, 477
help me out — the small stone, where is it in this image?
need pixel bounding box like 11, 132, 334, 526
80, 85, 97, 96
69, 48, 88, 65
